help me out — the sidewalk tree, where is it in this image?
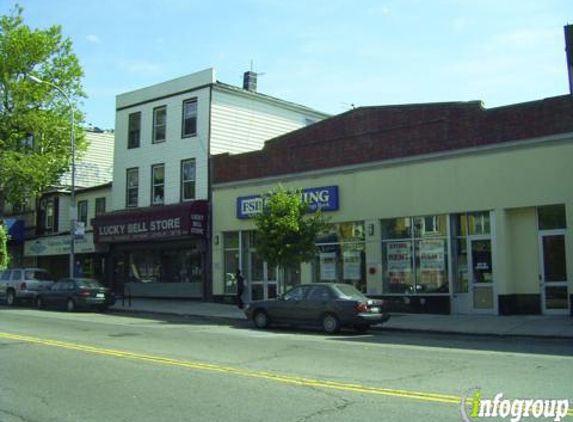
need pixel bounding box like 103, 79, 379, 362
0, 221, 9, 270
0, 5, 86, 212
253, 185, 330, 289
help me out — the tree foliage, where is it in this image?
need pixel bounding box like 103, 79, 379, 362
0, 221, 9, 270
0, 5, 86, 207
253, 185, 330, 270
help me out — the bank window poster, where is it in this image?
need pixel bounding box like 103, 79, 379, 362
419, 239, 447, 291
343, 250, 362, 280
386, 241, 413, 291
319, 252, 337, 281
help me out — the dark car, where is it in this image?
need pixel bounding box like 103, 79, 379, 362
35, 278, 115, 312
244, 283, 390, 334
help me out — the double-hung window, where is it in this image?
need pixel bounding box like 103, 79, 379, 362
77, 200, 88, 226
95, 197, 106, 216
153, 106, 167, 143
182, 99, 197, 137
128, 112, 141, 148
126, 168, 139, 208
152, 164, 165, 205
181, 159, 196, 201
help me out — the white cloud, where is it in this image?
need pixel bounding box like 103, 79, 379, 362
87, 34, 102, 44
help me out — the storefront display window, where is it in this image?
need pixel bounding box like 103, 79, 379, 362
313, 222, 366, 292
382, 215, 449, 294
127, 248, 202, 284
223, 232, 240, 294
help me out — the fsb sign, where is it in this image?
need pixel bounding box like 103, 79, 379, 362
236, 186, 339, 219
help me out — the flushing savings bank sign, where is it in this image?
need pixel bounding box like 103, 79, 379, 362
237, 186, 339, 219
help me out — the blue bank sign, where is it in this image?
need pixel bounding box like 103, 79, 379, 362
237, 186, 339, 219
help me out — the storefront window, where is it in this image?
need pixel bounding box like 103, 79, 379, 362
127, 248, 202, 284
382, 215, 449, 294
313, 222, 366, 292
223, 232, 240, 294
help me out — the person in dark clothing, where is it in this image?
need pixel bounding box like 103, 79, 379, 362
236, 269, 245, 309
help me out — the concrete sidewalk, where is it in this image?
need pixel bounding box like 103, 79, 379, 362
109, 298, 573, 339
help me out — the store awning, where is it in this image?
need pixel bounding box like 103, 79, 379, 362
3, 219, 25, 242
92, 201, 209, 244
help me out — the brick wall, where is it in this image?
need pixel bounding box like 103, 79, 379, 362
213, 95, 573, 184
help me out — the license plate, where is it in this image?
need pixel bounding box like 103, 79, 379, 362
96, 293, 105, 298
369, 307, 380, 313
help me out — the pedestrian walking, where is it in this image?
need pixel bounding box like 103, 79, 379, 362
236, 269, 245, 309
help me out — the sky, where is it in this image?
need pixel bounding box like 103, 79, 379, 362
3, 0, 572, 129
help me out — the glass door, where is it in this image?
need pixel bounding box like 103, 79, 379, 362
469, 238, 495, 314
539, 232, 569, 315
248, 251, 278, 302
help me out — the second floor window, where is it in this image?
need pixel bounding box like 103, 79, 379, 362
153, 106, 167, 143
128, 112, 141, 148
95, 197, 106, 216
46, 200, 55, 230
126, 168, 139, 207
181, 159, 196, 201
152, 164, 165, 205
182, 99, 197, 137
77, 200, 88, 226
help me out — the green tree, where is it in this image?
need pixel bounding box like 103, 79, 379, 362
253, 185, 329, 288
0, 221, 9, 270
0, 5, 86, 210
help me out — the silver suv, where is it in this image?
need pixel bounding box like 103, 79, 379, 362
0, 268, 56, 306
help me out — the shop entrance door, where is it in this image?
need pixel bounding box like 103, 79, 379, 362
469, 238, 496, 314
539, 232, 569, 315
248, 252, 278, 302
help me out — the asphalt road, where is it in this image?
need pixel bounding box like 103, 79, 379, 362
0, 306, 572, 422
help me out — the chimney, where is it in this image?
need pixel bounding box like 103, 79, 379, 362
565, 24, 573, 95
243, 71, 257, 92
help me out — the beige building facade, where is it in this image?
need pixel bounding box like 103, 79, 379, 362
212, 98, 573, 315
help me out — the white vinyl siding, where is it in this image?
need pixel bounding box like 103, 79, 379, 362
59, 131, 114, 189
210, 89, 327, 155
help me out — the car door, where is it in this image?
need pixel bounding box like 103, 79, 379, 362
272, 285, 309, 323
300, 285, 334, 323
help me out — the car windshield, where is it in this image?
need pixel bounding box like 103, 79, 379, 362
333, 284, 367, 300
76, 279, 103, 289
25, 270, 53, 281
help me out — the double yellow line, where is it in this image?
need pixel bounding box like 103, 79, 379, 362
1, 331, 571, 418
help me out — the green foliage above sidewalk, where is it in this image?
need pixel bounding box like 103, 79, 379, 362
253, 185, 330, 269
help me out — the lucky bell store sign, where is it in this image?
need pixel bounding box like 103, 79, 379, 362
236, 186, 339, 219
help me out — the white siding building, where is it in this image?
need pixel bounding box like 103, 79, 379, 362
94, 68, 328, 299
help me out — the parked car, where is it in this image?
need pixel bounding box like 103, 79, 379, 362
35, 278, 115, 312
244, 283, 390, 334
0, 268, 56, 306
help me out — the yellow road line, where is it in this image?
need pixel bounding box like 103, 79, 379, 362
1, 331, 571, 417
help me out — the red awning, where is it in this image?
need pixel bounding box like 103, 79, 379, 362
92, 201, 208, 243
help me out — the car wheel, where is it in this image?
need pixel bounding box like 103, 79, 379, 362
354, 324, 370, 333
322, 313, 341, 334
66, 298, 76, 312
6, 289, 16, 306
253, 310, 270, 329
36, 296, 45, 310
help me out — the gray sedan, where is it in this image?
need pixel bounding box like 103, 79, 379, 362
244, 283, 390, 334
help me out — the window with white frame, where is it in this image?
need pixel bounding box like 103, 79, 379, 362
182, 98, 197, 137
153, 106, 167, 143
45, 200, 55, 230
126, 168, 139, 208
152, 164, 165, 205
128, 112, 141, 149
95, 197, 106, 216
181, 159, 196, 201
381, 215, 449, 294
77, 200, 88, 226
313, 222, 366, 293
